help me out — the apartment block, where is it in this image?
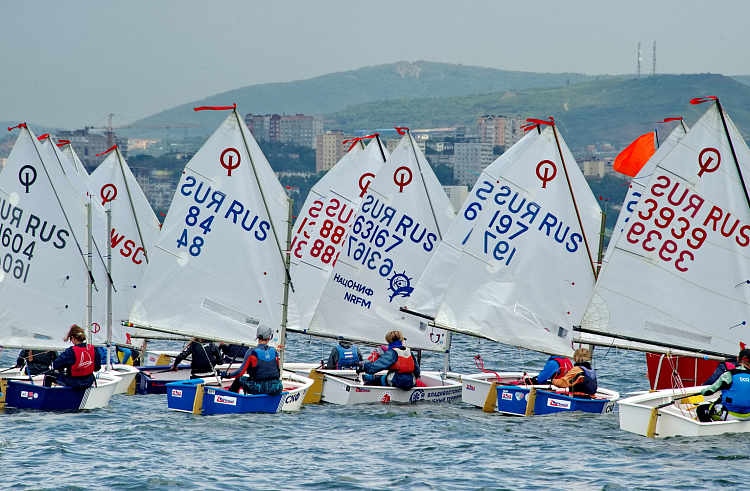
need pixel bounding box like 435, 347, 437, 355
477, 115, 524, 150
245, 113, 324, 149
451, 141, 494, 186
316, 130, 354, 173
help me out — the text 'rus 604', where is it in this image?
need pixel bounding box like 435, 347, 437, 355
0, 198, 70, 284
177, 175, 270, 257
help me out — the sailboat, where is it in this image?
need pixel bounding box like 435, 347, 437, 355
126, 105, 311, 414
0, 124, 119, 411
87, 145, 162, 392
287, 129, 463, 405
403, 119, 619, 415
574, 118, 723, 388
577, 98, 750, 437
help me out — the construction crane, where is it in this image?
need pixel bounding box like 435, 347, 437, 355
90, 113, 203, 146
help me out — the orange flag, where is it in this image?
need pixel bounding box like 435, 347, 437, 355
614, 132, 656, 177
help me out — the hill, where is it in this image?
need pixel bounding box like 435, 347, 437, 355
123, 62, 597, 137
325, 74, 750, 149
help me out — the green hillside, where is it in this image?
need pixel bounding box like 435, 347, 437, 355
325, 74, 750, 149
123, 62, 597, 137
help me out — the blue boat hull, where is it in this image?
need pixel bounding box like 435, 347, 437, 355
166, 379, 284, 415
4, 380, 89, 411
496, 386, 616, 415
136, 366, 193, 395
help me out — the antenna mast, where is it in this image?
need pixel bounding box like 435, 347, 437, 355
652, 41, 657, 76
637, 42, 642, 78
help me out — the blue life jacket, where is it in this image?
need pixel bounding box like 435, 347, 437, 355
721, 369, 750, 414
571, 364, 598, 397
335, 344, 360, 369
252, 346, 280, 381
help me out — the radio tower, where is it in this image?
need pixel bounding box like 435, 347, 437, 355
637, 42, 642, 78
652, 41, 657, 76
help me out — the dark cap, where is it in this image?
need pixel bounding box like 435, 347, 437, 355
739, 348, 750, 362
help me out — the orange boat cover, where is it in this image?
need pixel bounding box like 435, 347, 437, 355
614, 132, 656, 177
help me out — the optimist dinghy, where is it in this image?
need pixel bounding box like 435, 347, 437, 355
574, 97, 750, 437
287, 130, 463, 404
617, 388, 750, 438
0, 126, 119, 411
404, 119, 619, 415
127, 105, 312, 413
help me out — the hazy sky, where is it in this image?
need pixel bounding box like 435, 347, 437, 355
2, 0, 749, 128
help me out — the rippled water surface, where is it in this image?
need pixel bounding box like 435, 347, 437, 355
1, 333, 748, 490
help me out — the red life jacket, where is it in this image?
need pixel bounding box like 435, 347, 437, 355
551, 357, 573, 380
71, 344, 95, 377
389, 347, 415, 374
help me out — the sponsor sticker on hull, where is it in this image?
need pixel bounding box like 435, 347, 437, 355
547, 398, 572, 409
466, 384, 476, 391
215, 394, 237, 406
171, 389, 183, 398
501, 391, 513, 400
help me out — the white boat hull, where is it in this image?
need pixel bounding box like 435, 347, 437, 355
618, 387, 750, 438
102, 364, 139, 394
285, 364, 462, 405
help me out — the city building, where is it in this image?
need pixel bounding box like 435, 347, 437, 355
316, 130, 354, 172
477, 115, 524, 149
451, 141, 494, 186
580, 158, 615, 178
245, 113, 324, 149
57, 128, 128, 171
442, 185, 469, 211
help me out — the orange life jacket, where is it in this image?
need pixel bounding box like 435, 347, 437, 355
389, 347, 415, 374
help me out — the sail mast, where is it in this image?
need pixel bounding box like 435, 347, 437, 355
278, 196, 294, 368
106, 206, 113, 369
86, 201, 93, 343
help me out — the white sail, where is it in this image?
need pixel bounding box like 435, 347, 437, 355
290, 138, 389, 331
89, 148, 161, 344
582, 101, 750, 355
305, 132, 454, 351
602, 121, 689, 267
0, 126, 105, 350
414, 125, 601, 356
129, 110, 289, 344
59, 142, 90, 178
406, 128, 542, 318
40, 138, 116, 345
289, 139, 366, 276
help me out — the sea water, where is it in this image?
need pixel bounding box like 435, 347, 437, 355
0, 333, 746, 490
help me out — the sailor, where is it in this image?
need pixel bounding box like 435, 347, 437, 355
325, 340, 363, 369
698, 349, 750, 422
702, 356, 737, 386
15, 349, 58, 376
551, 348, 598, 398
47, 325, 102, 389
170, 337, 223, 379
220, 325, 283, 395
527, 355, 573, 385
356, 331, 421, 390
